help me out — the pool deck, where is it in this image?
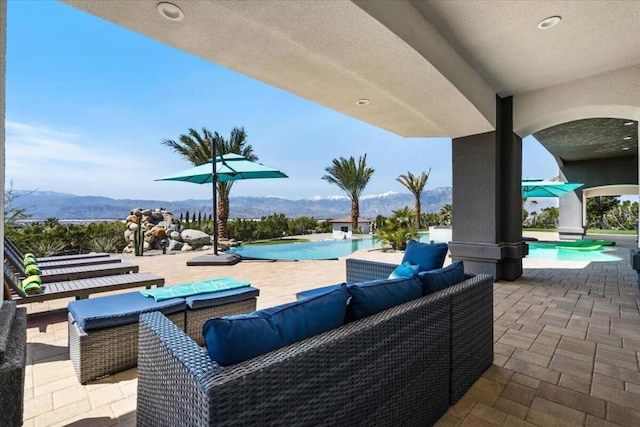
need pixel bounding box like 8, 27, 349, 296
17, 231, 640, 426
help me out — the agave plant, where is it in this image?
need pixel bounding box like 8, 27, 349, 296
27, 240, 67, 257
89, 236, 120, 254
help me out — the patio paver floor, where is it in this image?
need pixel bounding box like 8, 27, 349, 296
18, 235, 640, 426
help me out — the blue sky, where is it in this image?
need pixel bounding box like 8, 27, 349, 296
6, 1, 557, 201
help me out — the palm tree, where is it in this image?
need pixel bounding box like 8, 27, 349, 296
212, 128, 256, 239
396, 169, 430, 229
162, 126, 255, 239
322, 154, 374, 233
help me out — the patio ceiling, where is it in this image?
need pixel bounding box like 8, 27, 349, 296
62, 1, 640, 155
534, 118, 639, 163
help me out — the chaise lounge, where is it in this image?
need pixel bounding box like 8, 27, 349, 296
4, 249, 139, 282
3, 263, 164, 304
4, 236, 111, 265
135, 250, 494, 426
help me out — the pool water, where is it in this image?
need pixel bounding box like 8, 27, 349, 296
228, 235, 419, 261
526, 243, 622, 262
228, 236, 623, 262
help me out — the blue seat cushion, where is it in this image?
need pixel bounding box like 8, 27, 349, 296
68, 292, 186, 331
295, 283, 344, 300
401, 240, 448, 272
203, 284, 350, 366
419, 261, 465, 295
346, 276, 422, 322
185, 286, 260, 310
388, 261, 419, 279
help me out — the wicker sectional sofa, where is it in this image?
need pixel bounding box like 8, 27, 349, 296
136, 259, 494, 426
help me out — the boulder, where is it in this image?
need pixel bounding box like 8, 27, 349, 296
181, 243, 193, 252
151, 211, 164, 221
141, 209, 152, 216
167, 240, 183, 251
180, 229, 211, 246
151, 226, 167, 240
170, 231, 181, 241
124, 229, 133, 240
128, 223, 139, 231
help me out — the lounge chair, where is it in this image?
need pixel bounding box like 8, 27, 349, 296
4, 236, 116, 268
4, 250, 138, 282
4, 263, 164, 304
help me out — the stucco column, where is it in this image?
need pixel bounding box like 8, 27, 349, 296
449, 96, 528, 281
558, 169, 586, 240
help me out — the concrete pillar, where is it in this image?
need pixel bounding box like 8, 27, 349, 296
449, 96, 528, 281
558, 169, 586, 240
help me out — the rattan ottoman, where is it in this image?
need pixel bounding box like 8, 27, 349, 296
68, 292, 188, 384
68, 287, 260, 383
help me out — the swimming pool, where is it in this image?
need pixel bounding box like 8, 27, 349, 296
228, 235, 417, 260
228, 236, 623, 262
526, 243, 622, 262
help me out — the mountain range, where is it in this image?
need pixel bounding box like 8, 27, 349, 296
10, 188, 454, 221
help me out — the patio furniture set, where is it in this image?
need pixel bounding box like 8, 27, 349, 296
7, 238, 494, 425
135, 243, 494, 426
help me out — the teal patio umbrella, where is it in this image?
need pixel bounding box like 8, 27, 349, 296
521, 179, 583, 198
157, 150, 288, 260
157, 153, 288, 184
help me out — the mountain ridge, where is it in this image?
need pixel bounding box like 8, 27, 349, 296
10, 188, 453, 220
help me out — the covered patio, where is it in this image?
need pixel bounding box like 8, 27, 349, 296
15, 234, 640, 426
2, 1, 640, 425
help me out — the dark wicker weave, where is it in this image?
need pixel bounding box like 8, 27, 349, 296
347, 258, 494, 405
0, 302, 27, 427
138, 291, 452, 427
446, 275, 494, 403
69, 296, 256, 383
345, 258, 397, 283
137, 260, 493, 425
69, 311, 186, 384
185, 298, 257, 346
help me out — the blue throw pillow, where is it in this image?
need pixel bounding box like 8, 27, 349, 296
346, 276, 422, 322
388, 262, 419, 279
419, 261, 464, 295
203, 284, 349, 366
401, 240, 448, 272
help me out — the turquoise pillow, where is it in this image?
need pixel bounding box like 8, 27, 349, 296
203, 284, 349, 366
346, 276, 422, 322
401, 240, 448, 272
388, 262, 419, 279
419, 261, 465, 295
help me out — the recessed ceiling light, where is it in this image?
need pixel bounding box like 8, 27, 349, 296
624, 136, 632, 140
157, 2, 184, 21
537, 16, 561, 30
622, 147, 630, 151
624, 121, 635, 126
356, 99, 370, 106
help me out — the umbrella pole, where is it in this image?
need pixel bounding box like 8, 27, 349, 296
212, 139, 218, 256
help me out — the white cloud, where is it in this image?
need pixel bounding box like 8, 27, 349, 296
4, 121, 177, 198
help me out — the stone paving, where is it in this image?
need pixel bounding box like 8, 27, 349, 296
16, 234, 640, 426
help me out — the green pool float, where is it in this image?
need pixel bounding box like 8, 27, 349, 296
555, 240, 608, 251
